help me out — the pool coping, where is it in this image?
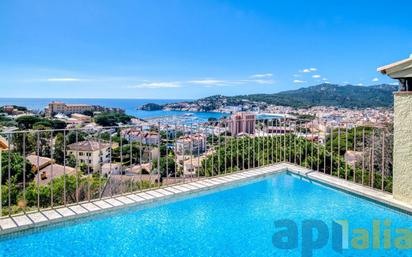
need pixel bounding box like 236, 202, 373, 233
1, 163, 411, 236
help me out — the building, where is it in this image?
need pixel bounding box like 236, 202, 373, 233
344, 150, 363, 169
67, 140, 114, 171
71, 113, 92, 123
142, 148, 160, 162
266, 126, 294, 134
182, 157, 203, 176
26, 155, 76, 185
46, 101, 93, 116
228, 112, 256, 136
101, 163, 122, 176
378, 54, 412, 205
120, 128, 160, 145
378, 54, 412, 91
45, 101, 124, 117
2, 105, 25, 115
176, 134, 207, 155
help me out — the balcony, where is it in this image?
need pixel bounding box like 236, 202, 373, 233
0, 118, 400, 233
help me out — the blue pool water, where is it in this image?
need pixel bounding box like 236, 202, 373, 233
0, 173, 411, 257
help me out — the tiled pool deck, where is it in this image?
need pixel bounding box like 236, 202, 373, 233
1, 163, 411, 235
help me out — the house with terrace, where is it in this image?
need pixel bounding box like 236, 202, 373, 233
26, 154, 76, 185
175, 134, 207, 156
67, 140, 115, 172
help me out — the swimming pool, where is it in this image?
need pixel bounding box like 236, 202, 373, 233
0, 172, 411, 257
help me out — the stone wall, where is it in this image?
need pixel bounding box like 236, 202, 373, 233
393, 92, 412, 204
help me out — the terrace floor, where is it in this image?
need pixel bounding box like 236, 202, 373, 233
1, 162, 411, 236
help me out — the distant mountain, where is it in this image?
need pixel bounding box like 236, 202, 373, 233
231, 83, 397, 108
142, 83, 397, 112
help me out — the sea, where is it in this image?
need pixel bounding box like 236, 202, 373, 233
0, 98, 227, 122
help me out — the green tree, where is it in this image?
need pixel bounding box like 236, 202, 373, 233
152, 156, 176, 177
94, 112, 132, 126
1, 151, 33, 184
15, 115, 42, 129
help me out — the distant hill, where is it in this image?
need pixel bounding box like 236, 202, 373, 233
142, 83, 397, 112
223, 83, 397, 108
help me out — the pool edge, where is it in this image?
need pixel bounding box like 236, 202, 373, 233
1, 162, 411, 236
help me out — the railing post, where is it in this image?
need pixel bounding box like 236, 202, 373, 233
189, 123, 195, 181
323, 122, 327, 174
294, 121, 297, 165
310, 123, 314, 170
23, 133, 26, 212
274, 119, 278, 163
157, 122, 161, 187
224, 120, 227, 174
236, 128, 240, 170
317, 120, 320, 172
289, 120, 292, 164
63, 130, 67, 205
75, 130, 79, 203
174, 123, 177, 183
337, 124, 341, 178
299, 121, 302, 166
381, 128, 385, 191
8, 134, 12, 215
50, 131, 54, 207
128, 128, 133, 192
196, 125, 201, 180
304, 123, 308, 168
211, 125, 214, 176
0, 137, 2, 217
371, 128, 375, 189
330, 124, 334, 175
362, 127, 365, 185
109, 131, 113, 197
36, 131, 40, 211
271, 119, 274, 165
345, 124, 349, 180
353, 125, 357, 182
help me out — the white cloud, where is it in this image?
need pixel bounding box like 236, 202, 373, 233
47, 78, 82, 82
312, 74, 321, 78
250, 73, 273, 78
322, 78, 328, 81
357, 83, 364, 86
250, 79, 275, 84
129, 82, 181, 89
127, 74, 276, 90
188, 79, 226, 85
372, 77, 379, 82
300, 67, 317, 73
293, 79, 306, 83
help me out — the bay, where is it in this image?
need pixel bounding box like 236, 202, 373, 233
0, 98, 227, 122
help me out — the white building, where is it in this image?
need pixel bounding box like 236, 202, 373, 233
67, 140, 114, 171
120, 128, 160, 145
176, 134, 207, 155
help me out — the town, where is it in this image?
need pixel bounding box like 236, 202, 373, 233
0, 98, 393, 216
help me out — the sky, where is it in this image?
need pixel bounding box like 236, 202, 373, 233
1, 0, 412, 99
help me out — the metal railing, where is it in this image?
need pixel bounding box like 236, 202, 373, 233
0, 117, 393, 217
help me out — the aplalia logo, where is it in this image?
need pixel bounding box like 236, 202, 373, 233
272, 219, 412, 257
